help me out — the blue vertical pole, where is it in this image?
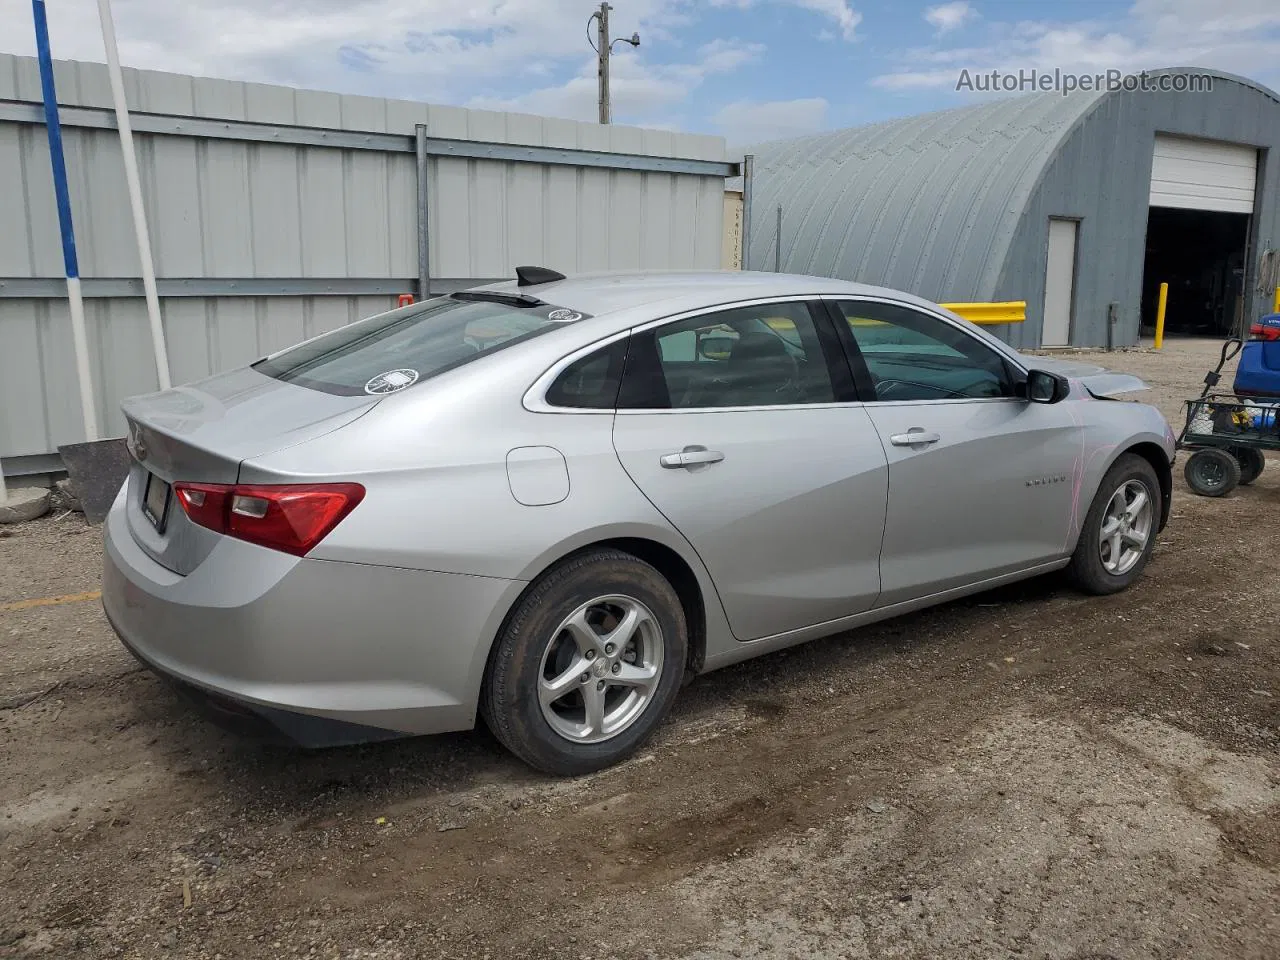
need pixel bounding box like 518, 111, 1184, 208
32, 0, 77, 283
32, 0, 99, 440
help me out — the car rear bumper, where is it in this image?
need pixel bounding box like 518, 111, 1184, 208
101, 487, 523, 744
111, 624, 407, 746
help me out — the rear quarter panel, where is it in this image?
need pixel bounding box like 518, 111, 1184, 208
238, 355, 739, 669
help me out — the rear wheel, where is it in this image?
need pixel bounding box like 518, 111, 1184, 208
1067, 454, 1159, 595
481, 549, 687, 776
1230, 446, 1266, 486
1184, 448, 1240, 497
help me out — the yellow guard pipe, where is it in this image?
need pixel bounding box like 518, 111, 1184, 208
939, 301, 1027, 325
1154, 282, 1169, 350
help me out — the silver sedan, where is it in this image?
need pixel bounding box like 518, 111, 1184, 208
102, 270, 1176, 774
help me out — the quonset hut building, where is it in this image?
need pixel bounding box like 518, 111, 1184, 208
744, 69, 1280, 349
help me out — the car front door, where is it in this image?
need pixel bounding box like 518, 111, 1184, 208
828, 298, 1083, 607
611, 298, 887, 642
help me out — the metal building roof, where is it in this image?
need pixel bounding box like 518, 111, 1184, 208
746, 91, 1105, 301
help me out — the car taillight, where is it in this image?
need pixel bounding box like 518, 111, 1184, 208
173, 482, 364, 556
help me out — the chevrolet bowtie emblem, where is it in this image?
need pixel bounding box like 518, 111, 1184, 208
128, 427, 148, 461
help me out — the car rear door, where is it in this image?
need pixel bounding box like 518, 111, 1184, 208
826, 297, 1083, 607
611, 298, 888, 642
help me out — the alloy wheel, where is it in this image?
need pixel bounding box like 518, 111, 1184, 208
1098, 479, 1153, 576
537, 595, 664, 744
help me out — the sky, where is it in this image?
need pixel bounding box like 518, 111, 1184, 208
1, 0, 1279, 147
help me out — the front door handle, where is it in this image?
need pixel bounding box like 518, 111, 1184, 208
660, 446, 725, 469
889, 429, 940, 447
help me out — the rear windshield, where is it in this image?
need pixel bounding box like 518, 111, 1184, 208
253, 295, 588, 396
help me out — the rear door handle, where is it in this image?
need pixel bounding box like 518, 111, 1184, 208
889, 429, 940, 447
660, 447, 725, 469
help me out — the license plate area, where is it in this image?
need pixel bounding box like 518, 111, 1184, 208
142, 472, 171, 532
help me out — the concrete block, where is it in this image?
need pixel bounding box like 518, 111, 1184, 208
54, 478, 84, 513
0, 487, 52, 524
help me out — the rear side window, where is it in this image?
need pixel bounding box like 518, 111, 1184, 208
618, 301, 837, 409
545, 341, 627, 409
254, 296, 585, 397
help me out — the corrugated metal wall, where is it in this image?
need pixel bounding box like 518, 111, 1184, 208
997, 73, 1280, 349
743, 69, 1280, 351
741, 94, 1098, 307
0, 54, 729, 469
721, 190, 744, 269
0, 295, 397, 475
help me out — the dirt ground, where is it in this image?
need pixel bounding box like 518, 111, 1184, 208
1, 339, 1276, 960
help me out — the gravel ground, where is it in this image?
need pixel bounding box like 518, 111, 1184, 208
1, 339, 1276, 960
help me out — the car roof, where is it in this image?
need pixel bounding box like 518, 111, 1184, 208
473, 270, 941, 320
462, 269, 1028, 373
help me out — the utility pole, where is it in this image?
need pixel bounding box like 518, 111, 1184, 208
596, 2, 611, 125
590, 3, 639, 125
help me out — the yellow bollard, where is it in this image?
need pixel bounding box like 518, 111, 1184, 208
1154, 282, 1169, 350
1273, 286, 1279, 315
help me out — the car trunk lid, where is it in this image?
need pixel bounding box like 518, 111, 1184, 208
121, 366, 377, 575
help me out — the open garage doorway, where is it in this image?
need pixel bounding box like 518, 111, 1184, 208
1140, 207, 1250, 337
1140, 134, 1257, 339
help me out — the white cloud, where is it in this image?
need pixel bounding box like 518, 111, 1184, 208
0, 0, 864, 131
792, 1, 861, 40
708, 0, 862, 40
712, 97, 829, 144
470, 40, 765, 123
1133, 0, 1280, 35
874, 0, 1280, 92
873, 69, 959, 91
3, 0, 594, 94
924, 2, 976, 34
697, 37, 765, 74
0, 0, 769, 106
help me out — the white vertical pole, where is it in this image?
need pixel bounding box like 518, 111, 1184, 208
66, 277, 98, 439
96, 0, 170, 390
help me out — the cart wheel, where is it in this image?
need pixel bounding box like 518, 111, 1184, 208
1230, 446, 1266, 486
1184, 448, 1240, 497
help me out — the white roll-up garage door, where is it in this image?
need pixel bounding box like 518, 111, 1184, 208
1149, 135, 1257, 213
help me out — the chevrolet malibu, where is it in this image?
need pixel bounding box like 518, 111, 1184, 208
103, 270, 1175, 775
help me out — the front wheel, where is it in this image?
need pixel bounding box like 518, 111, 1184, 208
481, 549, 687, 776
1067, 454, 1160, 595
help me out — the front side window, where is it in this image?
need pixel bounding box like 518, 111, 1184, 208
255, 295, 585, 397
834, 300, 1016, 402
619, 302, 836, 409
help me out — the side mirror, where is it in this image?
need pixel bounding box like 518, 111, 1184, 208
1025, 369, 1069, 404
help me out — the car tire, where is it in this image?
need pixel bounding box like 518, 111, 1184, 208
481, 548, 687, 776
1230, 446, 1266, 486
1066, 454, 1161, 596
1184, 448, 1240, 498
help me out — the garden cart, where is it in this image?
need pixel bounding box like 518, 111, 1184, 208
1177, 320, 1280, 497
